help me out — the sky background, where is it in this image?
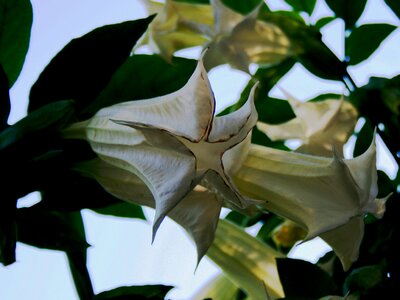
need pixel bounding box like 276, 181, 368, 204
1, 0, 399, 299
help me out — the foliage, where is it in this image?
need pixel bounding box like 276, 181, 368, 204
1, 0, 399, 299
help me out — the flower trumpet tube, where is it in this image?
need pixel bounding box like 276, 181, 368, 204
233, 139, 385, 270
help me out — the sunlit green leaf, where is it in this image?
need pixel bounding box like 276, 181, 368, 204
0, 64, 10, 130
86, 55, 196, 115
0, 0, 33, 86
94, 285, 174, 299
346, 24, 396, 65
277, 258, 337, 298
384, 0, 400, 19
325, 0, 367, 28
284, 0, 316, 15
29, 15, 155, 115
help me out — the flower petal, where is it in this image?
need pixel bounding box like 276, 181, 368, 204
88, 56, 214, 142
207, 219, 284, 299
78, 158, 222, 262
208, 82, 258, 143
320, 216, 364, 271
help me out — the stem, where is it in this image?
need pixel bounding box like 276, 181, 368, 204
67, 251, 94, 300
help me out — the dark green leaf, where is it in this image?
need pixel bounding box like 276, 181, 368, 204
353, 118, 374, 157
92, 202, 146, 220
384, 0, 400, 19
256, 97, 295, 124
29, 15, 155, 115
377, 170, 395, 198
224, 211, 262, 227
0, 206, 16, 266
344, 264, 385, 294
0, 64, 10, 130
222, 0, 263, 14
85, 55, 196, 115
346, 23, 396, 65
284, 0, 317, 15
0, 0, 33, 86
382, 74, 400, 116
251, 126, 290, 150
314, 16, 336, 30
94, 285, 174, 300
0, 100, 75, 152
277, 258, 337, 298
17, 209, 88, 252
325, 0, 367, 28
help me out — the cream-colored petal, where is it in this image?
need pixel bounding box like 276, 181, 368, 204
257, 117, 306, 141
258, 94, 358, 156
208, 82, 258, 143
89, 57, 214, 142
78, 159, 222, 262
320, 216, 364, 271
211, 0, 244, 35
207, 219, 284, 299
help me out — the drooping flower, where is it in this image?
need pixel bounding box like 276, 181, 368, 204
233, 138, 386, 270
66, 54, 259, 251
203, 0, 292, 72
257, 93, 358, 156
138, 0, 292, 72
138, 0, 213, 59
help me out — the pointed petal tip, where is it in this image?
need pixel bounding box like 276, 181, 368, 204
151, 214, 166, 244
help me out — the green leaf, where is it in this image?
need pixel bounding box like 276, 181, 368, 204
353, 118, 374, 157
0, 100, 75, 152
0, 0, 33, 86
222, 0, 263, 14
382, 74, 400, 116
28, 15, 155, 116
314, 16, 336, 30
384, 0, 400, 19
343, 264, 385, 294
92, 202, 146, 220
284, 0, 317, 15
17, 209, 88, 252
256, 97, 295, 124
325, 0, 367, 28
67, 251, 94, 300
251, 126, 290, 150
276, 258, 337, 298
225, 211, 262, 228
346, 24, 396, 65
0, 64, 10, 130
377, 170, 394, 198
94, 285, 174, 300
85, 55, 197, 115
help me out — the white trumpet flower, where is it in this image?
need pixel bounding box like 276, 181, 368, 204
257, 93, 358, 156
69, 55, 259, 246
138, 0, 291, 71
233, 139, 386, 270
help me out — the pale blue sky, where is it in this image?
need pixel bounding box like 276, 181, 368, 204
1, 0, 399, 299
